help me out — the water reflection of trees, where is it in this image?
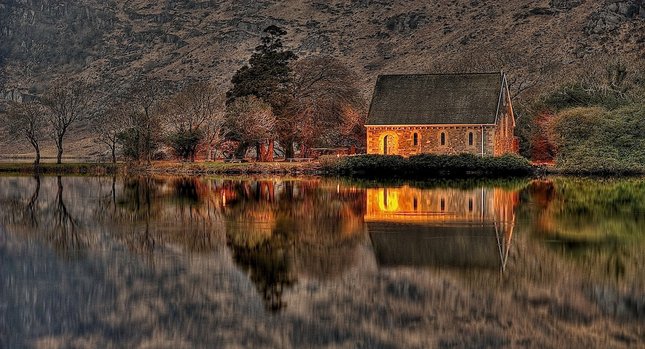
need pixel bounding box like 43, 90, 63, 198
527, 178, 645, 240
49, 176, 84, 252
25, 176, 40, 227
525, 178, 645, 283
221, 180, 366, 311
0, 176, 42, 228
108, 176, 227, 254
0, 176, 87, 257
1, 176, 644, 348
1, 176, 366, 311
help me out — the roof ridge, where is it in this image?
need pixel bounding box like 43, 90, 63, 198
377, 72, 502, 78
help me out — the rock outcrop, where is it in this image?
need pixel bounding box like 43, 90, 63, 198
587, 0, 644, 34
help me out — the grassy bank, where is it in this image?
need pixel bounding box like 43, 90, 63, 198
0, 156, 536, 178
0, 162, 119, 175
320, 154, 535, 178
127, 161, 321, 176
5, 155, 641, 178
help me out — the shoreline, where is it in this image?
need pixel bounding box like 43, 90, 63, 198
0, 160, 643, 178
0, 162, 120, 176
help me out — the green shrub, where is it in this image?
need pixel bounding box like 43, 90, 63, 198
322, 153, 533, 178
551, 104, 645, 174
326, 154, 407, 175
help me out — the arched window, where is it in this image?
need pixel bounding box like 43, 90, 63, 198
468, 198, 473, 212
383, 135, 388, 155
468, 132, 474, 146
440, 132, 446, 146
413, 132, 419, 146
413, 197, 418, 211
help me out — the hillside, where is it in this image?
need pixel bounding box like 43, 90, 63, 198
0, 0, 643, 159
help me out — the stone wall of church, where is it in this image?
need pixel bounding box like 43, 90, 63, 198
492, 93, 517, 156
366, 125, 497, 156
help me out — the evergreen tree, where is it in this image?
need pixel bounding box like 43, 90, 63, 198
227, 25, 297, 106
227, 26, 297, 158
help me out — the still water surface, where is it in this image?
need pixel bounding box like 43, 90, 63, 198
0, 176, 643, 348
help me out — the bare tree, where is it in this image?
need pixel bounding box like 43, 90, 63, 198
225, 96, 275, 160
575, 56, 645, 102
122, 76, 168, 163
95, 102, 130, 163
338, 105, 367, 153
431, 50, 561, 101
289, 56, 366, 156
202, 103, 227, 161
41, 79, 95, 164
4, 101, 48, 164
164, 82, 226, 161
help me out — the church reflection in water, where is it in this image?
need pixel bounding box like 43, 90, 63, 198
365, 186, 518, 272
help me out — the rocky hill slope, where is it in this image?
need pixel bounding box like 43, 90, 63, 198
0, 0, 643, 158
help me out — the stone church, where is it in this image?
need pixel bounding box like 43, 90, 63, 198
366, 72, 516, 156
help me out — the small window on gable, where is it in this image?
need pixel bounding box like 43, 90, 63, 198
413, 132, 419, 146
440, 132, 446, 146
468, 132, 474, 146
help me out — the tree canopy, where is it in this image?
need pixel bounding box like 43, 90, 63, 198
227, 25, 297, 106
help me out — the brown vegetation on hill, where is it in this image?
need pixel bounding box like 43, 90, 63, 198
0, 0, 643, 157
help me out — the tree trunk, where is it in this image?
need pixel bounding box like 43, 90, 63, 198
267, 140, 274, 162
234, 142, 248, 159
207, 146, 213, 162
34, 147, 41, 165
111, 143, 117, 164
56, 139, 63, 164
258, 141, 274, 162
256, 142, 263, 161
301, 143, 309, 158
284, 141, 294, 159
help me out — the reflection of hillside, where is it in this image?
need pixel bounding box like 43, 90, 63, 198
366, 186, 518, 271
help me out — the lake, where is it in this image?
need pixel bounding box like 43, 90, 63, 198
0, 175, 643, 348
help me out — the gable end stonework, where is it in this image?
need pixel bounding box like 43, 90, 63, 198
366, 72, 516, 156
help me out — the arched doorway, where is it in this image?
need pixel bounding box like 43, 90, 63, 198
380, 133, 398, 155
383, 135, 389, 155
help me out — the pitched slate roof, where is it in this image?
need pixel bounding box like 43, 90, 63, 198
366, 72, 504, 125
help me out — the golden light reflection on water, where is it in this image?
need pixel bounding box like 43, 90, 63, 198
365, 186, 518, 271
